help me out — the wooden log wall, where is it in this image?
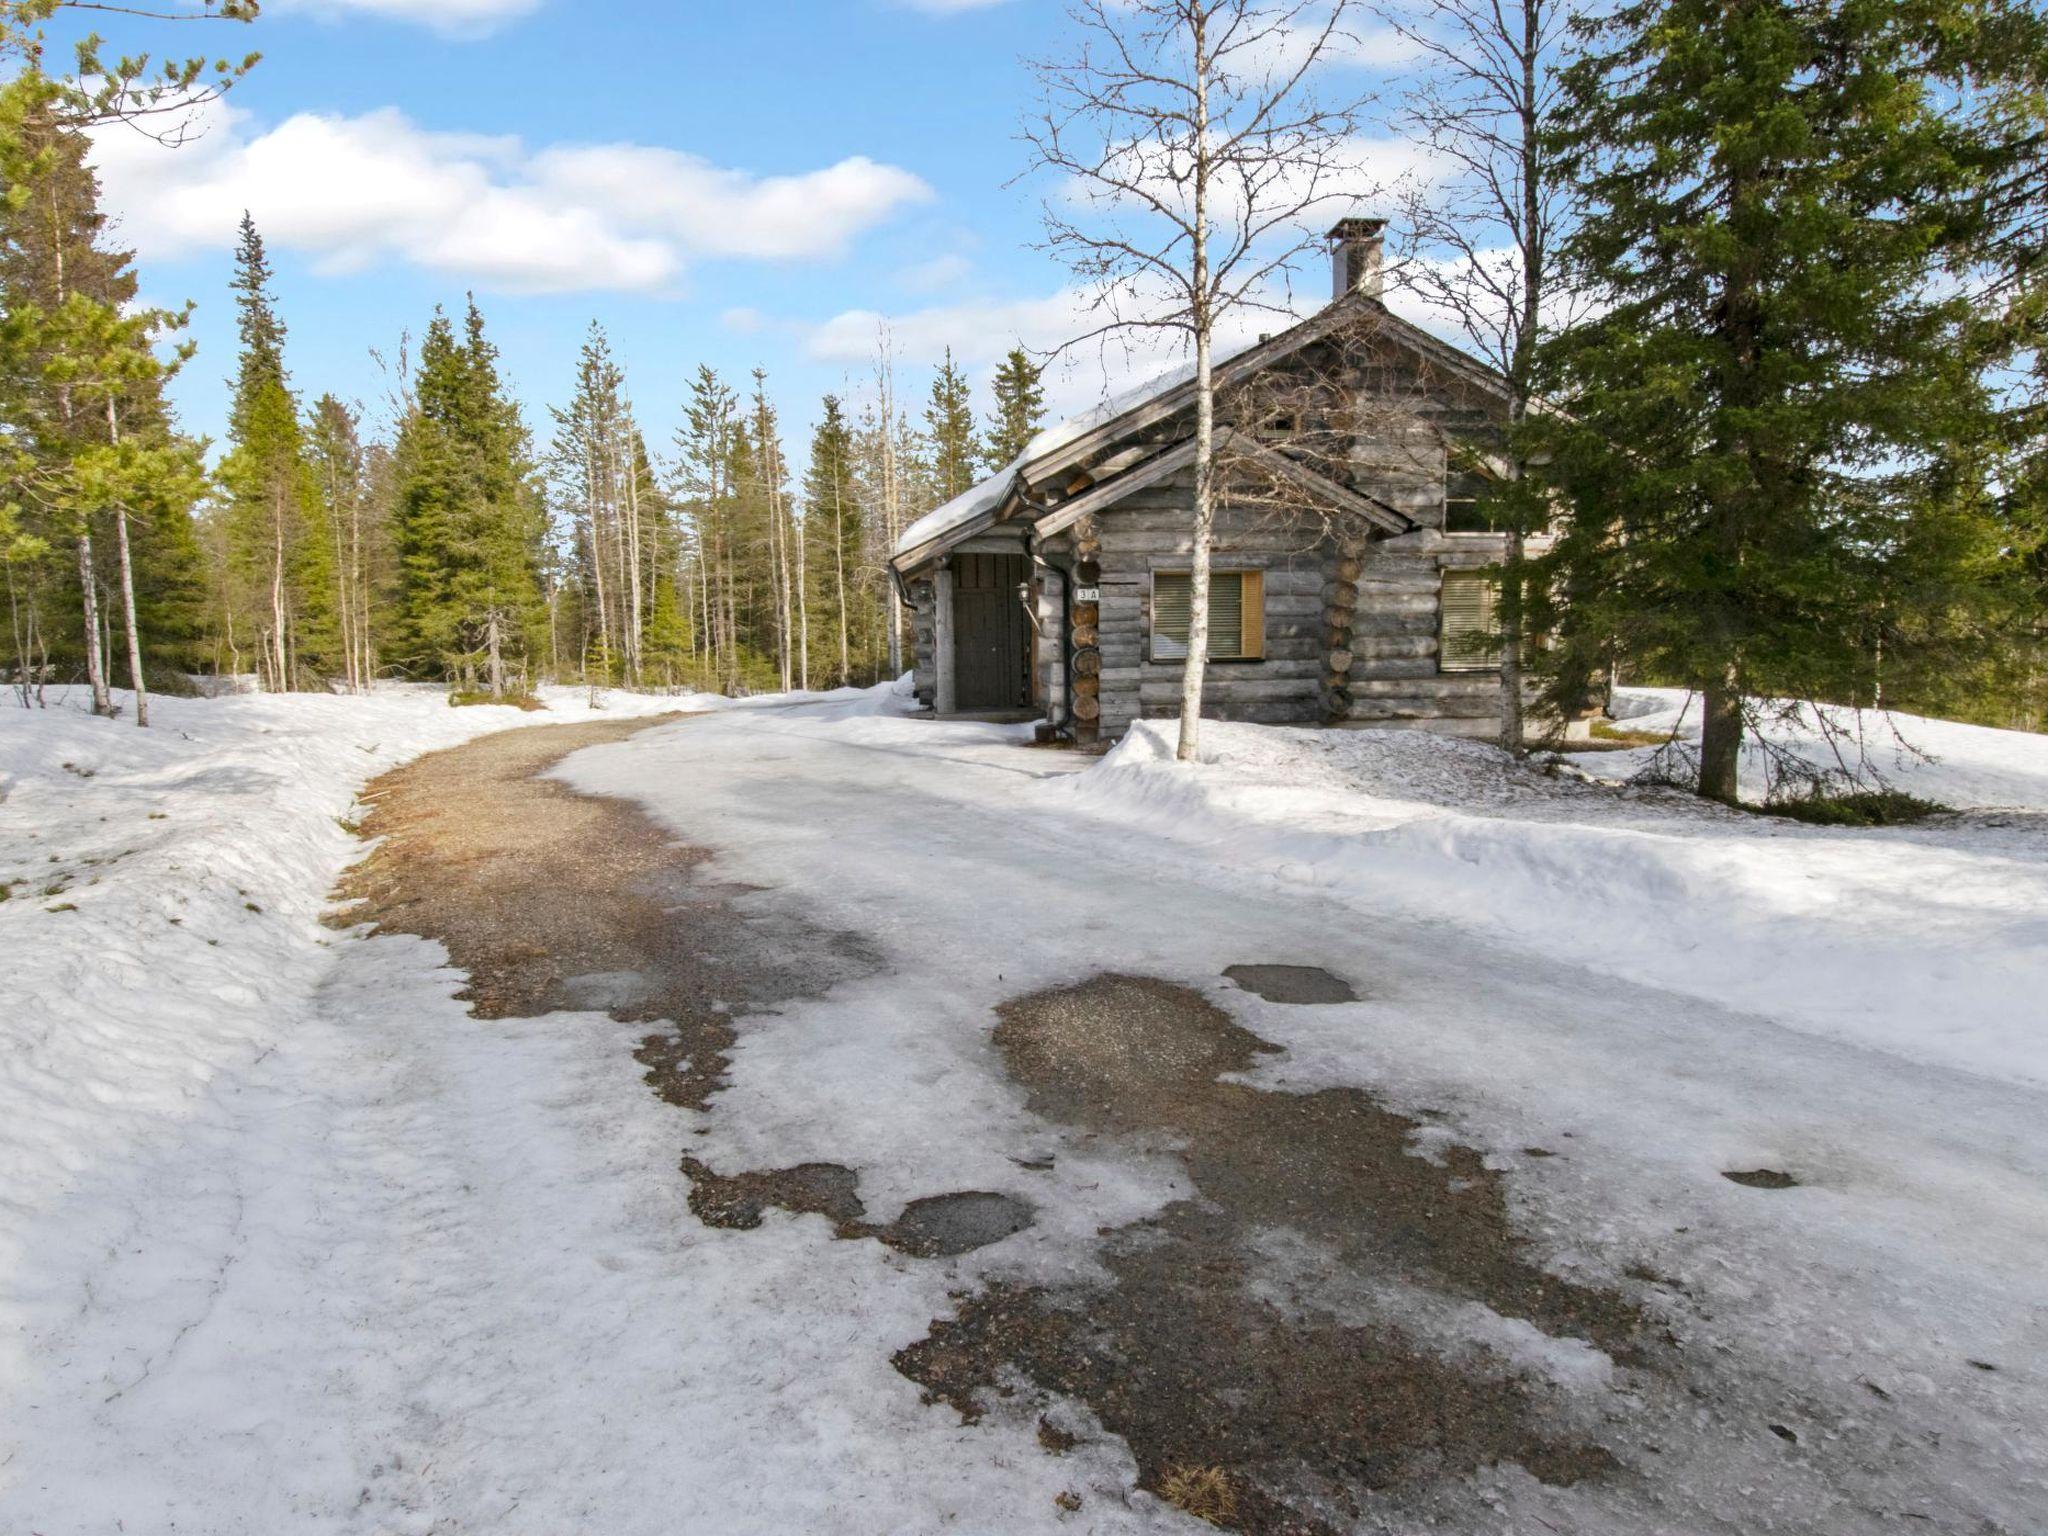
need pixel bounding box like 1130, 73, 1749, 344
901, 326, 1523, 740
1070, 515, 1102, 744
909, 577, 937, 709
1338, 527, 1511, 736
1093, 470, 1333, 739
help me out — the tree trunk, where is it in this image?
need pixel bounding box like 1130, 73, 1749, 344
352, 474, 371, 691
114, 511, 148, 727
487, 608, 505, 698
1175, 16, 1213, 763
76, 531, 113, 716
1499, 526, 1526, 752
101, 400, 149, 727
880, 362, 904, 680
1699, 676, 1743, 803
625, 447, 645, 685
270, 488, 290, 692
795, 506, 811, 691
834, 482, 850, 686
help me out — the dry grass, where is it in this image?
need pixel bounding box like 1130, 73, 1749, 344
1587, 718, 1672, 749
447, 689, 546, 711
1158, 1464, 1239, 1525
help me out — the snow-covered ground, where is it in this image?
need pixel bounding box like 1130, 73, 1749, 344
3, 681, 2044, 1532
1590, 685, 2048, 809
1053, 699, 2048, 1088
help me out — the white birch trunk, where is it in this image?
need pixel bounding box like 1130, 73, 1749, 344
76, 531, 112, 715
795, 506, 811, 692
1175, 11, 1214, 763
104, 400, 148, 726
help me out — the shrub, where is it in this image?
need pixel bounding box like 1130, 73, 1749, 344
1761, 789, 1945, 827
448, 689, 545, 711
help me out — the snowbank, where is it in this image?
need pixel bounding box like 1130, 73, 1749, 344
1044, 716, 2048, 1088
0, 684, 690, 1285
2, 678, 1162, 1534
1580, 686, 2048, 810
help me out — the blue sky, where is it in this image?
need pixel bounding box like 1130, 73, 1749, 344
80, 0, 1274, 462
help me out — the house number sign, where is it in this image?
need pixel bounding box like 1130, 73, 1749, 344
1073, 586, 1101, 602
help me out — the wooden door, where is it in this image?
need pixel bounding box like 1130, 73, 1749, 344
952, 553, 1030, 710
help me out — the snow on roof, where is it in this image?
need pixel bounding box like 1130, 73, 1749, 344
891, 459, 1022, 562
890, 296, 1528, 565
890, 335, 1263, 565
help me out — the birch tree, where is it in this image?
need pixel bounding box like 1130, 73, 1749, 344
1027, 0, 1371, 759
867, 331, 908, 678
1380, 0, 1583, 751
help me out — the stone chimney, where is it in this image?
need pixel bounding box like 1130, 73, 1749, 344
1326, 216, 1386, 303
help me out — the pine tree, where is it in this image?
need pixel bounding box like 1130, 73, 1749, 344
220, 214, 332, 690
1527, 0, 2041, 801
547, 324, 639, 685
985, 345, 1046, 467
393, 300, 545, 690
672, 365, 746, 688
748, 370, 797, 691
307, 394, 381, 692
924, 346, 979, 501
0, 86, 207, 715
803, 395, 862, 687
1, 1, 255, 709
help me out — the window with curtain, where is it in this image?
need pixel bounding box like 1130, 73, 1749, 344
1151, 570, 1264, 662
1439, 569, 1501, 671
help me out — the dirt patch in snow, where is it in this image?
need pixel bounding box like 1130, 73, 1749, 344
335, 714, 872, 1113
681, 1155, 1034, 1258
1223, 963, 1358, 1004
336, 715, 1031, 1263
1723, 1168, 1800, 1190
895, 973, 1646, 1532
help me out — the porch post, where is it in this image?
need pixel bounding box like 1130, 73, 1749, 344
933, 563, 957, 715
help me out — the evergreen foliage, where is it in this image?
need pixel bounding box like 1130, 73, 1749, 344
1525, 0, 2048, 798
803, 394, 863, 687
390, 299, 545, 690
219, 214, 332, 689
0, 81, 208, 702
924, 346, 979, 501
986, 345, 1047, 467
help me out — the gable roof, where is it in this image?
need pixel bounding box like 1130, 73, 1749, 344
890, 292, 1511, 574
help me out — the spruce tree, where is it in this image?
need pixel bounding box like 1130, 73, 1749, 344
1528, 0, 2039, 801
803, 395, 861, 687
220, 214, 331, 690
923, 346, 979, 501
393, 300, 545, 690
985, 345, 1046, 467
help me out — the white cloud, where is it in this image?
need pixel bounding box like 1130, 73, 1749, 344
87, 101, 933, 296
898, 252, 975, 294
276, 0, 542, 37
528, 144, 932, 262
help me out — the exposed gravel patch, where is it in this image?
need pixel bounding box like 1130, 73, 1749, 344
896, 973, 1648, 1533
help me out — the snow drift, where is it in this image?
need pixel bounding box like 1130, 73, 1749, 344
1044, 710, 2048, 1088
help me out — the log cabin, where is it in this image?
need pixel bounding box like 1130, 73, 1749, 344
889, 218, 1555, 746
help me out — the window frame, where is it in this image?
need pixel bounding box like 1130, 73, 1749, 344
1149, 568, 1266, 664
